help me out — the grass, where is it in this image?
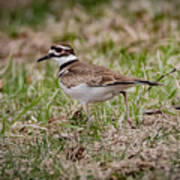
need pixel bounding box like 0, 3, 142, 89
0, 0, 180, 179
0, 0, 109, 37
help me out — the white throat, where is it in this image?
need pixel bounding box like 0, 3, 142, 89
55, 54, 78, 66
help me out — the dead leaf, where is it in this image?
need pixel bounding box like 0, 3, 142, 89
66, 145, 85, 161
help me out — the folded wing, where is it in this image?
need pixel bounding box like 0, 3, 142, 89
61, 61, 160, 88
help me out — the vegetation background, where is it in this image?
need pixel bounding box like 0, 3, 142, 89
0, 0, 180, 179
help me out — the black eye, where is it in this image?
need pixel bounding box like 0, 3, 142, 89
55, 48, 62, 52
50, 46, 62, 52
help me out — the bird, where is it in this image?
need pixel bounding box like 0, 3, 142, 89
37, 43, 161, 128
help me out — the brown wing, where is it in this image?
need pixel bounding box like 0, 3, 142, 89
61, 61, 137, 88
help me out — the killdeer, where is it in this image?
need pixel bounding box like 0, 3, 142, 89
37, 43, 161, 127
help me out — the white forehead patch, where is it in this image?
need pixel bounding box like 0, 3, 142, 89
57, 45, 71, 50
49, 49, 54, 54
48, 49, 59, 56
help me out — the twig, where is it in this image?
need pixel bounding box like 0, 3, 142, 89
143, 110, 163, 115
174, 106, 180, 110
147, 68, 177, 92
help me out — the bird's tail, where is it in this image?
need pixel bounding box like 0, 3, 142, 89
134, 80, 163, 86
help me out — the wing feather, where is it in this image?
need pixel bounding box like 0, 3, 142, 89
60, 61, 136, 88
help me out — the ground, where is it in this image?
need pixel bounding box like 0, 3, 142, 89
0, 0, 180, 179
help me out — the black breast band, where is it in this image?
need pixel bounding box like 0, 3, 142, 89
59, 59, 78, 71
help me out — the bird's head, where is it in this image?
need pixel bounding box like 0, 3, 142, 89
37, 43, 77, 65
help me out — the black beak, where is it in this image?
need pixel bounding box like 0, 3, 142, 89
37, 54, 52, 62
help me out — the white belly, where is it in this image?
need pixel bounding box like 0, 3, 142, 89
59, 81, 126, 104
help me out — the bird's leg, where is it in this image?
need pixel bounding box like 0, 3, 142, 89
120, 91, 135, 128
83, 103, 91, 122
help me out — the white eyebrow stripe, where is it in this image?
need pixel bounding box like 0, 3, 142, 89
57, 45, 71, 50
